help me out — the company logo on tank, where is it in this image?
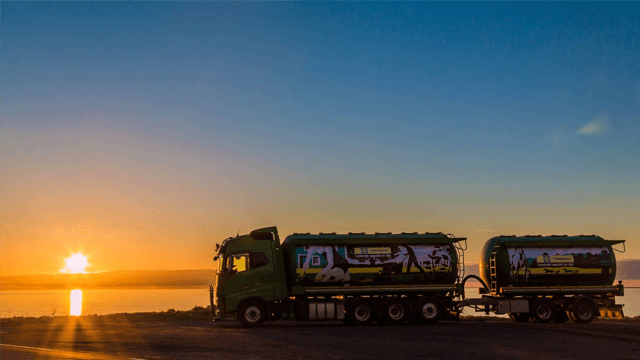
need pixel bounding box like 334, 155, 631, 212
355, 247, 391, 255
536, 254, 574, 267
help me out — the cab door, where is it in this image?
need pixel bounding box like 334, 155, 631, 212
222, 252, 254, 311
249, 250, 275, 301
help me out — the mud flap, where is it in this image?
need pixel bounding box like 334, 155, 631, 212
599, 305, 624, 319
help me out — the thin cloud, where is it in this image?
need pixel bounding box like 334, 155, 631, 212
577, 116, 610, 135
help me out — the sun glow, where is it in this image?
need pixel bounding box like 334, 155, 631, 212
64, 253, 89, 274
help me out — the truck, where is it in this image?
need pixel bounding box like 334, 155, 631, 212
460, 234, 626, 323
210, 227, 626, 326
211, 226, 467, 326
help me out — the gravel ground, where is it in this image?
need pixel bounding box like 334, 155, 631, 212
1, 316, 639, 360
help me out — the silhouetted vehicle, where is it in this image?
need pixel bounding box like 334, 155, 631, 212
461, 235, 625, 324
211, 228, 625, 326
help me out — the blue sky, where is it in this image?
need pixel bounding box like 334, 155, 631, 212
2, 2, 639, 274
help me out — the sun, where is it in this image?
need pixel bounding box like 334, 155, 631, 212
64, 253, 89, 274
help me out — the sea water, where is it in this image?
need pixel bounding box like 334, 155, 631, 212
1, 288, 638, 318
0, 289, 211, 318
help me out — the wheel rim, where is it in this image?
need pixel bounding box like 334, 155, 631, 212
388, 304, 405, 320
536, 304, 552, 320
354, 305, 371, 321
244, 306, 262, 323
422, 303, 438, 319
577, 303, 593, 320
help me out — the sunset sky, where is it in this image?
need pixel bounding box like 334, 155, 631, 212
2, 2, 639, 277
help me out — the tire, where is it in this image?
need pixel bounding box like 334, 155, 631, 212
508, 313, 530, 323
237, 300, 266, 327
382, 300, 408, 325
571, 298, 597, 324
553, 310, 570, 323
346, 300, 374, 325
530, 298, 556, 324
416, 297, 443, 324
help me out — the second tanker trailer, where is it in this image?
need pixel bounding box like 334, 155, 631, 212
461, 234, 625, 323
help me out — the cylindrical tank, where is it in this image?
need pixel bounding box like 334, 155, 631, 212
479, 235, 622, 290
282, 233, 464, 289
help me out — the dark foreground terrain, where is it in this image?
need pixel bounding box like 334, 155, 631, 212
1, 313, 639, 360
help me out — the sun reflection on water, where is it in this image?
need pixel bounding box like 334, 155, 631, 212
70, 289, 82, 316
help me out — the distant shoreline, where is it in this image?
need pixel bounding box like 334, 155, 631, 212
2, 268, 638, 290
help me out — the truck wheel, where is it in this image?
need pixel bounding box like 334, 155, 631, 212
238, 300, 266, 327
508, 313, 530, 323
417, 297, 443, 324
383, 300, 408, 325
346, 300, 374, 325
554, 311, 570, 323
530, 298, 556, 323
571, 299, 597, 324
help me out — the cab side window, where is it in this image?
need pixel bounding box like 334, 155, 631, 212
250, 252, 270, 269
228, 253, 249, 274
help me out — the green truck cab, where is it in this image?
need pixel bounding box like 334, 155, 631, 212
212, 227, 287, 324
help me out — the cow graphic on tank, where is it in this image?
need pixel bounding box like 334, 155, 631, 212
295, 244, 454, 285
507, 246, 612, 285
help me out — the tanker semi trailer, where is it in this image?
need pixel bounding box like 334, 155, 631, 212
211, 227, 467, 326
459, 235, 625, 324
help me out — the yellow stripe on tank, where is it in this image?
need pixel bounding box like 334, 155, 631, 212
295, 267, 452, 274
515, 268, 602, 275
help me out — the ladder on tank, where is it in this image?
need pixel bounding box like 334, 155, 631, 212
489, 244, 500, 295
450, 234, 467, 283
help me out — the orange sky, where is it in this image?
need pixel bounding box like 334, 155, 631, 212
3, 3, 640, 277
2, 125, 638, 277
